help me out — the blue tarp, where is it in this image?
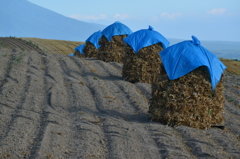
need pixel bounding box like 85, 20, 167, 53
85, 30, 102, 49
124, 26, 170, 53
160, 35, 226, 90
68, 53, 75, 56
74, 44, 85, 54
102, 21, 132, 41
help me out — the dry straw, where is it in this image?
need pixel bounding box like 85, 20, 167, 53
97, 35, 127, 63
74, 50, 85, 58
149, 65, 225, 129
83, 42, 98, 58
122, 43, 163, 84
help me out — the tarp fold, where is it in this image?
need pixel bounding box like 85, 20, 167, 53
160, 35, 226, 90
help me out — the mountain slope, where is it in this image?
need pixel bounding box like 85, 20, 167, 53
0, 0, 105, 41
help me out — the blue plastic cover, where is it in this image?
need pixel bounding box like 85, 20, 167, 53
74, 44, 85, 54
124, 26, 170, 53
85, 30, 102, 49
160, 35, 226, 90
102, 21, 132, 41
68, 53, 75, 56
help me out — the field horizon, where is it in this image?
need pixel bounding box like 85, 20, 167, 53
1, 36, 240, 75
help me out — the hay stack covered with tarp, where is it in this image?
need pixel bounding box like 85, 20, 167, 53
97, 21, 132, 63
74, 44, 85, 58
122, 26, 169, 84
83, 30, 102, 58
149, 36, 227, 129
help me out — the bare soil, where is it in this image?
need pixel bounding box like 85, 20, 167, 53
0, 37, 240, 159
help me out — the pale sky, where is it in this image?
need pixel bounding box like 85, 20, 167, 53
27, 0, 240, 42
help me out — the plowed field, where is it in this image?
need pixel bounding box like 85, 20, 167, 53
0, 37, 240, 159
0, 37, 83, 56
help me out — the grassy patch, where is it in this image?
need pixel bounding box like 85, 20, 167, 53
26, 40, 39, 49
17, 38, 40, 50
226, 97, 234, 102
0, 40, 7, 47
21, 37, 84, 56
93, 77, 101, 80
12, 54, 26, 65
220, 58, 240, 75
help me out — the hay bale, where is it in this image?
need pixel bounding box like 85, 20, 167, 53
149, 65, 225, 129
97, 35, 127, 63
122, 43, 163, 84
122, 44, 138, 82
83, 42, 98, 58
74, 50, 85, 58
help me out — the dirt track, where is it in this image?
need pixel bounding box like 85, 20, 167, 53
0, 38, 240, 159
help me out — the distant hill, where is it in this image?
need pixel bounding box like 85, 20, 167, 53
0, 0, 106, 41
168, 38, 240, 60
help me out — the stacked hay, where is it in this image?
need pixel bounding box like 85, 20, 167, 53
74, 44, 86, 58
122, 44, 138, 82
74, 50, 85, 58
97, 35, 127, 63
122, 43, 163, 84
83, 42, 98, 58
84, 30, 102, 58
149, 65, 225, 129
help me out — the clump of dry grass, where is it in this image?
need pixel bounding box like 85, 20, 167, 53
83, 42, 98, 58
149, 65, 225, 129
122, 43, 163, 84
74, 50, 85, 58
97, 35, 127, 63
